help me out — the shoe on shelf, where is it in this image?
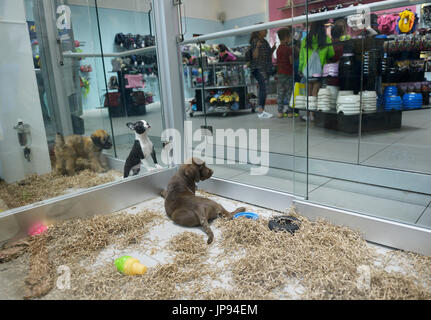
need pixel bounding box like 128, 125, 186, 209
258, 111, 274, 119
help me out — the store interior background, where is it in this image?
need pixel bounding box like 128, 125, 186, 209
0, 0, 430, 240
22, 0, 267, 158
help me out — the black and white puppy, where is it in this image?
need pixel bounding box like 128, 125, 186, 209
124, 120, 163, 178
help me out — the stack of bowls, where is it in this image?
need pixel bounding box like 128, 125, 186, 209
403, 93, 422, 110
384, 95, 403, 110
327, 86, 339, 109
383, 86, 402, 110
384, 86, 398, 102
294, 95, 317, 110
308, 96, 317, 111
361, 91, 377, 112
294, 95, 306, 110
337, 93, 360, 115
317, 88, 332, 111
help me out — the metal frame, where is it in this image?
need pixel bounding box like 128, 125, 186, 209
62, 46, 156, 59
0, 166, 176, 244
181, 0, 429, 44
34, 0, 74, 135
3, 0, 430, 257
203, 143, 431, 195
153, 0, 186, 159
200, 177, 431, 256
1, 160, 430, 255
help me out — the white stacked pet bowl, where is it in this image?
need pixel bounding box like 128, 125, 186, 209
294, 95, 306, 110
317, 88, 332, 111
294, 96, 317, 110
361, 91, 377, 112
327, 86, 339, 110
308, 96, 317, 111
337, 93, 360, 115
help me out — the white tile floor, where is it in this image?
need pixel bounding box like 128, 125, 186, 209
83, 104, 431, 173
207, 164, 431, 229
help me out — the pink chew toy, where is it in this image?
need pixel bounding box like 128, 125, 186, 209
28, 223, 48, 236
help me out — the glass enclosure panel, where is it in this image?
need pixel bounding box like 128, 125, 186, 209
358, 3, 431, 176
55, 0, 113, 147
178, 0, 431, 231
304, 1, 431, 230
0, 0, 164, 214
93, 0, 164, 162
180, 1, 307, 197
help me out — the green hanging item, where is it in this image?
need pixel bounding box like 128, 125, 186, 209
80, 76, 90, 97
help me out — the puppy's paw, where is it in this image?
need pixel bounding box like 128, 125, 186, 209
147, 167, 156, 172
155, 164, 163, 170
237, 207, 246, 213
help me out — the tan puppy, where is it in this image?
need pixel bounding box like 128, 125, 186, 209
54, 129, 112, 176
162, 158, 246, 244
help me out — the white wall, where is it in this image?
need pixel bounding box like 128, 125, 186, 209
67, 0, 266, 23
183, 0, 221, 21
0, 0, 51, 183
184, 0, 267, 22
219, 0, 267, 21
68, 0, 222, 21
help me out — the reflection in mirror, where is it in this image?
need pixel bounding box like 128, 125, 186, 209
0, 0, 165, 213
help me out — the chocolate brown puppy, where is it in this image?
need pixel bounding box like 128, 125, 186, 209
54, 129, 112, 176
162, 158, 246, 244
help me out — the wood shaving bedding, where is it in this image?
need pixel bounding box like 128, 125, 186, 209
0, 170, 121, 209
1, 195, 430, 300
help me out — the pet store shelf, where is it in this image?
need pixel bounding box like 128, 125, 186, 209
193, 85, 247, 90
62, 46, 156, 59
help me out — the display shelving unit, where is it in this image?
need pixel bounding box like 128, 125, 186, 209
185, 61, 253, 117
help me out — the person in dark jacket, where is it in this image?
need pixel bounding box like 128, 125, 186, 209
249, 28, 276, 119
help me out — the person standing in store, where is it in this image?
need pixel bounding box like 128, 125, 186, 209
276, 27, 297, 118
299, 20, 335, 96
217, 44, 237, 62
299, 21, 334, 120
249, 28, 276, 119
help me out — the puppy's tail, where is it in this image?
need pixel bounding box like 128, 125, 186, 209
55, 132, 65, 148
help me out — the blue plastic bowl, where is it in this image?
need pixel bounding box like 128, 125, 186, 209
384, 105, 402, 110
403, 104, 422, 109
233, 212, 259, 220
384, 86, 398, 94
403, 93, 422, 104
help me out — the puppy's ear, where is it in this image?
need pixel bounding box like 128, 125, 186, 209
191, 157, 204, 166
126, 122, 135, 130
183, 164, 200, 183
91, 134, 101, 147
